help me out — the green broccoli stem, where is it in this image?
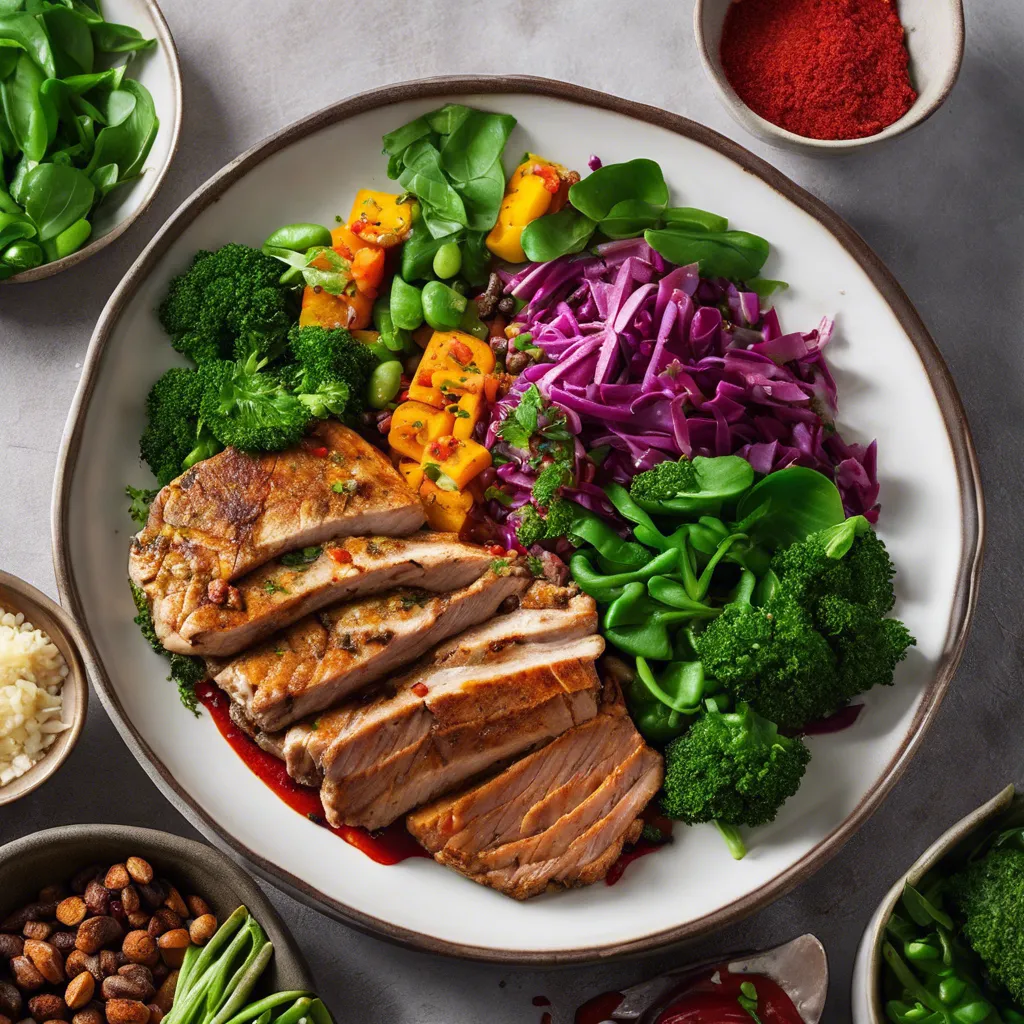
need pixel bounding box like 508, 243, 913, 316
715, 821, 748, 860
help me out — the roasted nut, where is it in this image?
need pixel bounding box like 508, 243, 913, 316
63, 974, 94, 1012
187, 917, 216, 947
119, 890, 140, 918
21, 924, 51, 942
0, 981, 23, 1018
69, 867, 102, 897
108, 901, 126, 927
26, 994, 66, 1022
71, 1009, 103, 1024
63, 952, 100, 985
154, 930, 186, 972
115, 968, 153, 1004
51, 933, 77, 956
0, 934, 25, 959
146, 1006, 163, 1024
100, 976, 149, 1004
55, 899, 86, 930
151, 974, 176, 1016
23, 941, 64, 985
104, 1000, 149, 1024
183, 896, 210, 920
135, 886, 164, 914
10, 956, 46, 992
75, 918, 122, 956
97, 952, 122, 978
149, 965, 167, 986
103, 867, 130, 893
2, 902, 57, 933
120, 935, 156, 969
143, 912, 178, 942
38, 886, 67, 904
125, 914, 149, 932
82, 884, 108, 919
160, 889, 186, 921
124, 861, 152, 888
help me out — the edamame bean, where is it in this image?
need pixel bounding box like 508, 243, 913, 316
421, 280, 467, 330
263, 222, 332, 253
367, 360, 403, 409
372, 297, 412, 355
390, 275, 424, 331
53, 218, 91, 259
432, 241, 462, 279
1, 239, 42, 270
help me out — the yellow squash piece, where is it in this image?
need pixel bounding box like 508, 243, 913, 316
388, 402, 455, 463
419, 480, 474, 533
486, 154, 564, 263
408, 330, 495, 408
299, 286, 374, 331
347, 190, 414, 247
451, 392, 483, 441
420, 435, 491, 490
397, 458, 424, 493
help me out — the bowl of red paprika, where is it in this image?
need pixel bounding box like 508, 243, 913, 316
694, 0, 964, 154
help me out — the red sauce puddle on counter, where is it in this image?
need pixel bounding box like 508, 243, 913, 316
197, 682, 427, 865
575, 991, 625, 1024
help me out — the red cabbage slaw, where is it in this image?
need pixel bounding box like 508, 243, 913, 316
482, 238, 879, 534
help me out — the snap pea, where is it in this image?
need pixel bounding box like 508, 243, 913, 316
390, 275, 424, 331
263, 222, 332, 253
421, 279, 467, 330
569, 549, 680, 603
432, 240, 462, 279
371, 296, 413, 356
1, 239, 42, 270
635, 656, 706, 713
570, 512, 651, 572
367, 360, 402, 410
626, 677, 688, 745
52, 217, 90, 258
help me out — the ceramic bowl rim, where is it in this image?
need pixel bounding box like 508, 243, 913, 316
2, 0, 183, 285
51, 74, 985, 964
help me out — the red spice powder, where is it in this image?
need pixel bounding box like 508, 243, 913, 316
720, 0, 917, 141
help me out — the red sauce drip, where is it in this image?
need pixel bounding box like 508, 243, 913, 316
196, 682, 427, 865
575, 992, 624, 1024
656, 967, 803, 1024
532, 997, 551, 1007
605, 840, 663, 886
540, 1014, 552, 1024
802, 703, 864, 736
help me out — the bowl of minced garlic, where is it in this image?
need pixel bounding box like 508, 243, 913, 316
0, 571, 87, 805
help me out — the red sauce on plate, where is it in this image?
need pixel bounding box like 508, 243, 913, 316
801, 703, 864, 736
655, 967, 803, 1024
575, 992, 624, 1024
196, 682, 427, 865
605, 840, 663, 886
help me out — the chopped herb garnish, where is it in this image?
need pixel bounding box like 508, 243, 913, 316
263, 579, 288, 595
422, 463, 460, 491
280, 546, 322, 567
329, 451, 346, 465
526, 555, 544, 577
512, 332, 534, 351
332, 479, 358, 494
126, 485, 158, 527
454, 408, 471, 419
484, 485, 514, 506
491, 558, 510, 575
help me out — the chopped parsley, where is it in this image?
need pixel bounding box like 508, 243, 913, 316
329, 451, 346, 465
491, 558, 510, 575
263, 578, 288, 595
484, 485, 513, 506
454, 408, 471, 419
422, 463, 459, 491
332, 479, 358, 495
526, 555, 544, 578
280, 546, 322, 567
125, 485, 158, 527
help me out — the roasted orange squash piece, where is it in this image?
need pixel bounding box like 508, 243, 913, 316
486, 154, 565, 263
347, 190, 414, 248
420, 435, 491, 490
388, 402, 454, 462
299, 286, 374, 331
419, 480, 474, 533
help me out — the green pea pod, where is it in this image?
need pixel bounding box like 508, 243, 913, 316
52, 216, 90, 258
569, 512, 651, 572
305, 1000, 336, 1024
267, 998, 311, 1024
569, 549, 679, 603
635, 656, 705, 713
901, 883, 954, 931
603, 482, 676, 550
625, 679, 688, 745
390, 275, 424, 330
604, 621, 674, 661
421, 279, 466, 330
372, 296, 412, 355
647, 576, 719, 614
263, 222, 332, 253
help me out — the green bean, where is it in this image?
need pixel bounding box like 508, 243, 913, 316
367, 360, 402, 409
1, 239, 42, 270
220, 993, 310, 1024
268, 998, 311, 1024
52, 218, 91, 259
390, 275, 424, 330
263, 222, 332, 253
432, 240, 462, 279
421, 280, 467, 330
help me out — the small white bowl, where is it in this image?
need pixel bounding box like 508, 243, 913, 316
0, 571, 89, 806
4, 0, 182, 283
850, 784, 1018, 1022
693, 0, 965, 154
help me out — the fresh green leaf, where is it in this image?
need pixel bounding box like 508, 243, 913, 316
1, 51, 48, 160
125, 484, 157, 526
85, 77, 157, 180
89, 20, 154, 53
382, 114, 431, 157
22, 162, 94, 239
61, 63, 125, 95
735, 466, 846, 548
0, 13, 56, 77
89, 161, 116, 195
520, 206, 596, 262
456, 158, 505, 231
93, 85, 136, 126
645, 226, 770, 280
746, 277, 788, 300
569, 158, 668, 223
440, 108, 516, 183
0, 43, 21, 80
425, 102, 471, 136
662, 206, 729, 233
0, 209, 35, 248
460, 229, 490, 287
40, 7, 93, 76
397, 139, 467, 237
496, 383, 543, 449
280, 546, 322, 567
599, 198, 665, 239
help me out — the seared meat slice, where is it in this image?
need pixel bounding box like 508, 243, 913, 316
312, 635, 604, 830
168, 535, 492, 657
407, 699, 663, 899
129, 421, 424, 650
214, 568, 530, 732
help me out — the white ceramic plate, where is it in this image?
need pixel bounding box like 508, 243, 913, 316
6, 0, 181, 283
52, 78, 983, 962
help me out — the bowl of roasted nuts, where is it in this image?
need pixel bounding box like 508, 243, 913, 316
0, 826, 325, 1024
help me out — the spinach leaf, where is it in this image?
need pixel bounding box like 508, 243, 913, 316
569, 158, 668, 223
600, 198, 665, 240
440, 109, 516, 183
8, 152, 30, 201
382, 115, 431, 157
521, 207, 596, 262
93, 85, 135, 126
746, 277, 788, 299
425, 102, 470, 136
735, 466, 846, 548
0, 13, 55, 77
0, 42, 21, 80
89, 20, 154, 53
0, 0, 25, 14
397, 139, 467, 236
22, 161, 93, 239
0, 208, 34, 247
460, 229, 490, 287
457, 157, 505, 231
62, 63, 124, 95
0, 108, 15, 157
1, 51, 47, 160
85, 77, 157, 180
88, 160, 116, 195
40, 7, 92, 76
645, 226, 770, 280
662, 206, 728, 233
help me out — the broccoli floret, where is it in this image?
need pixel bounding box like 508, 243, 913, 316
514, 504, 545, 547
629, 456, 698, 505
158, 244, 293, 365
532, 460, 572, 509
199, 354, 311, 452
289, 325, 376, 416
129, 580, 162, 654
661, 701, 809, 837
130, 581, 202, 715
139, 367, 221, 486
514, 497, 580, 548
641, 822, 673, 844
126, 485, 158, 527
949, 847, 1024, 1005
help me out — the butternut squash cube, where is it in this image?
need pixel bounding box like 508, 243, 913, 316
408, 330, 495, 407
299, 286, 374, 331
388, 402, 454, 462
420, 435, 491, 490
452, 392, 483, 441
486, 155, 564, 263
398, 458, 424, 493
419, 480, 474, 533
347, 190, 414, 247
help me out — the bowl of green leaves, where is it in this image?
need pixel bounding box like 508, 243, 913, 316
853, 783, 1024, 1023
0, 0, 181, 282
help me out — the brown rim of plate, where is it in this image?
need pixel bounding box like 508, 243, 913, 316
3, 0, 183, 285
49, 75, 986, 965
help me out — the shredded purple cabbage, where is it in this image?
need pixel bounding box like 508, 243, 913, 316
487, 239, 880, 523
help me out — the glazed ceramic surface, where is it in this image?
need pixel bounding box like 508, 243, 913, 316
6, 0, 181, 283
694, 0, 965, 154
53, 79, 982, 961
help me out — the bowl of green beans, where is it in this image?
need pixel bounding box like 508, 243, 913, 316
852, 783, 1024, 1023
